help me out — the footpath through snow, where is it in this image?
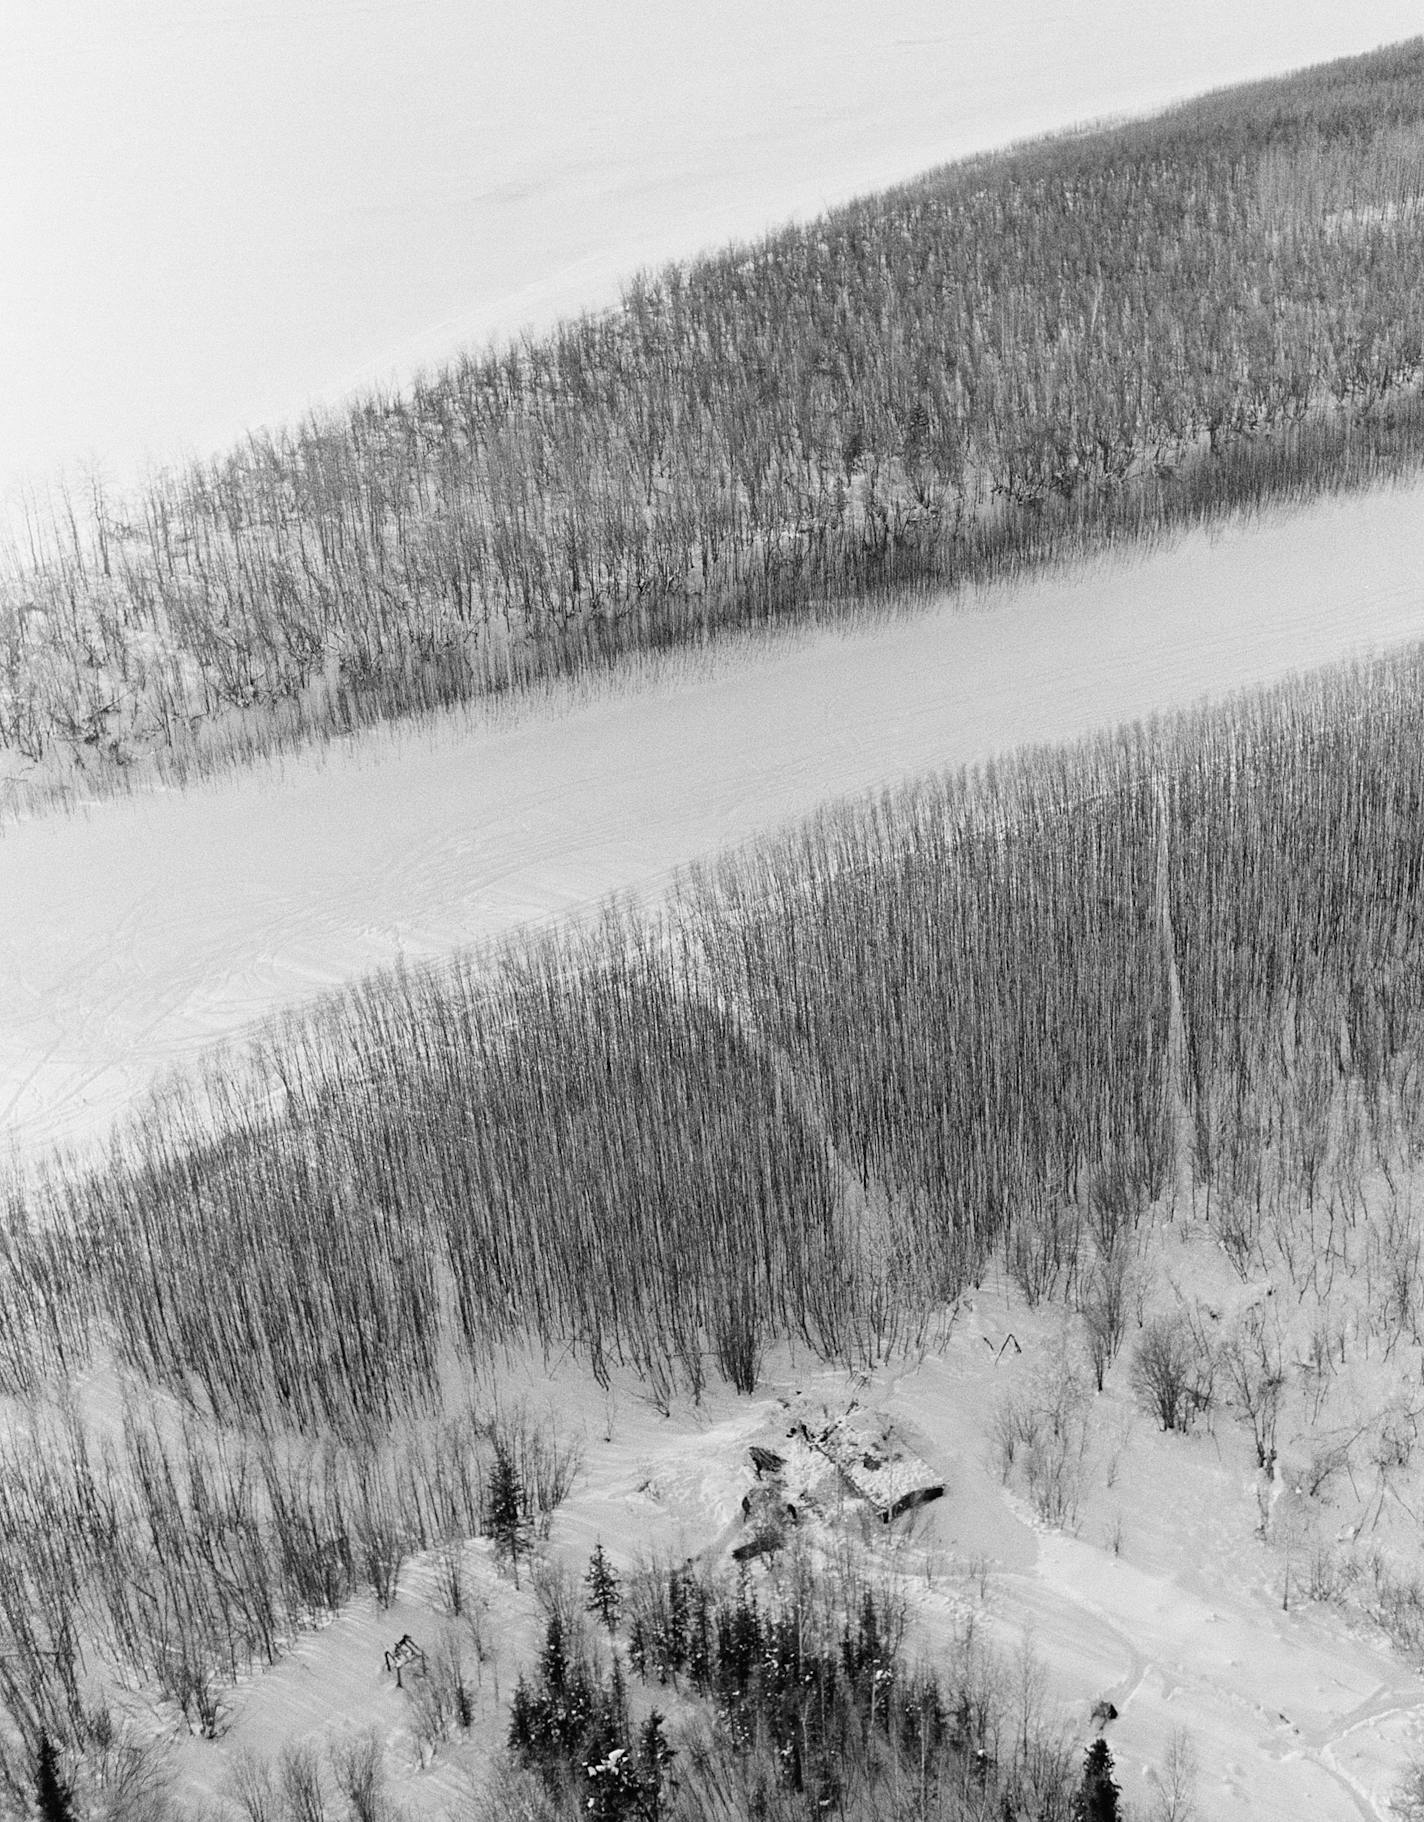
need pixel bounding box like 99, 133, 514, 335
2, 478, 1422, 1168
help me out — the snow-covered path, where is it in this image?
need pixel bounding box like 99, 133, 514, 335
3, 479, 1422, 1166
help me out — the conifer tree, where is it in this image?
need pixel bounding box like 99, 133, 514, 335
636, 1710, 678, 1820
486, 1443, 529, 1585
540, 1608, 569, 1698
1073, 1737, 1121, 1822
608, 1656, 629, 1740
663, 1567, 690, 1680
35, 1737, 77, 1822
586, 1540, 622, 1632
508, 1676, 543, 1764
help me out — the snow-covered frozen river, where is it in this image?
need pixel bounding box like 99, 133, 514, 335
4, 1, 1422, 512
3, 478, 1422, 1164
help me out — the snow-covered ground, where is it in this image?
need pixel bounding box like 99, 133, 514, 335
148, 1246, 1424, 1820
3, 478, 1422, 1168
3, 0, 1422, 517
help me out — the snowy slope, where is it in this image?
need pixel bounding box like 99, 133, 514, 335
146, 1274, 1424, 1821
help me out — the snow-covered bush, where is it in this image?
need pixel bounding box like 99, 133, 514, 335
1130, 1314, 1215, 1433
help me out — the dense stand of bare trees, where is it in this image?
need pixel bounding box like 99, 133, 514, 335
4, 642, 1424, 1778
0, 1399, 574, 1785
3, 41, 1424, 805
687, 741, 1173, 1322
1167, 660, 1424, 1281
8, 645, 1424, 1434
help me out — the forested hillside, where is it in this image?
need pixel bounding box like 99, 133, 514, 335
8, 646, 1424, 1432
5, 640, 1424, 1808
3, 40, 1423, 802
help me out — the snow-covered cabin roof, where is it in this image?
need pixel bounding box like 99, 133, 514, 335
798, 1409, 944, 1520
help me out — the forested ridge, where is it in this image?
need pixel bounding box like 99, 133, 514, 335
3, 39, 1424, 801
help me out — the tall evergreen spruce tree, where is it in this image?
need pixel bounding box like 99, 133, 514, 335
637, 1710, 678, 1819
586, 1540, 622, 1632
1074, 1738, 1121, 1822
486, 1443, 530, 1585
35, 1737, 77, 1822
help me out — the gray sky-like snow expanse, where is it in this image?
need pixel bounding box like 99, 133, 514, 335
4, 0, 1424, 512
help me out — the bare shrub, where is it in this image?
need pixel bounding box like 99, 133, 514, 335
407, 1630, 476, 1764
991, 1391, 1041, 1484
1006, 1200, 1080, 1307
1373, 1407, 1420, 1476
167, 1652, 227, 1742
993, 1370, 1090, 1528
1303, 1440, 1349, 1499
350, 1452, 409, 1610
1081, 1246, 1132, 1392
433, 1538, 470, 1619
1149, 1726, 1198, 1822
1301, 1319, 1339, 1423
467, 1760, 564, 1822
1363, 1554, 1424, 1659
1219, 1304, 1286, 1468
279, 1742, 329, 1822
1130, 1313, 1214, 1433
530, 1559, 581, 1630
228, 1752, 280, 1822
329, 1732, 389, 1822
1216, 1196, 1262, 1279
1305, 1542, 1350, 1605
77, 1727, 178, 1822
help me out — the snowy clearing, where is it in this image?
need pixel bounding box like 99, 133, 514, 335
3, 477, 1422, 1168
142, 1247, 1424, 1821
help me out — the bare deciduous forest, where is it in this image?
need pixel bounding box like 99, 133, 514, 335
6, 642, 1424, 1800
11, 649, 1423, 1418
3, 42, 1424, 807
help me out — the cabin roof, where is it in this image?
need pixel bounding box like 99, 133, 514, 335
797, 1409, 944, 1517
